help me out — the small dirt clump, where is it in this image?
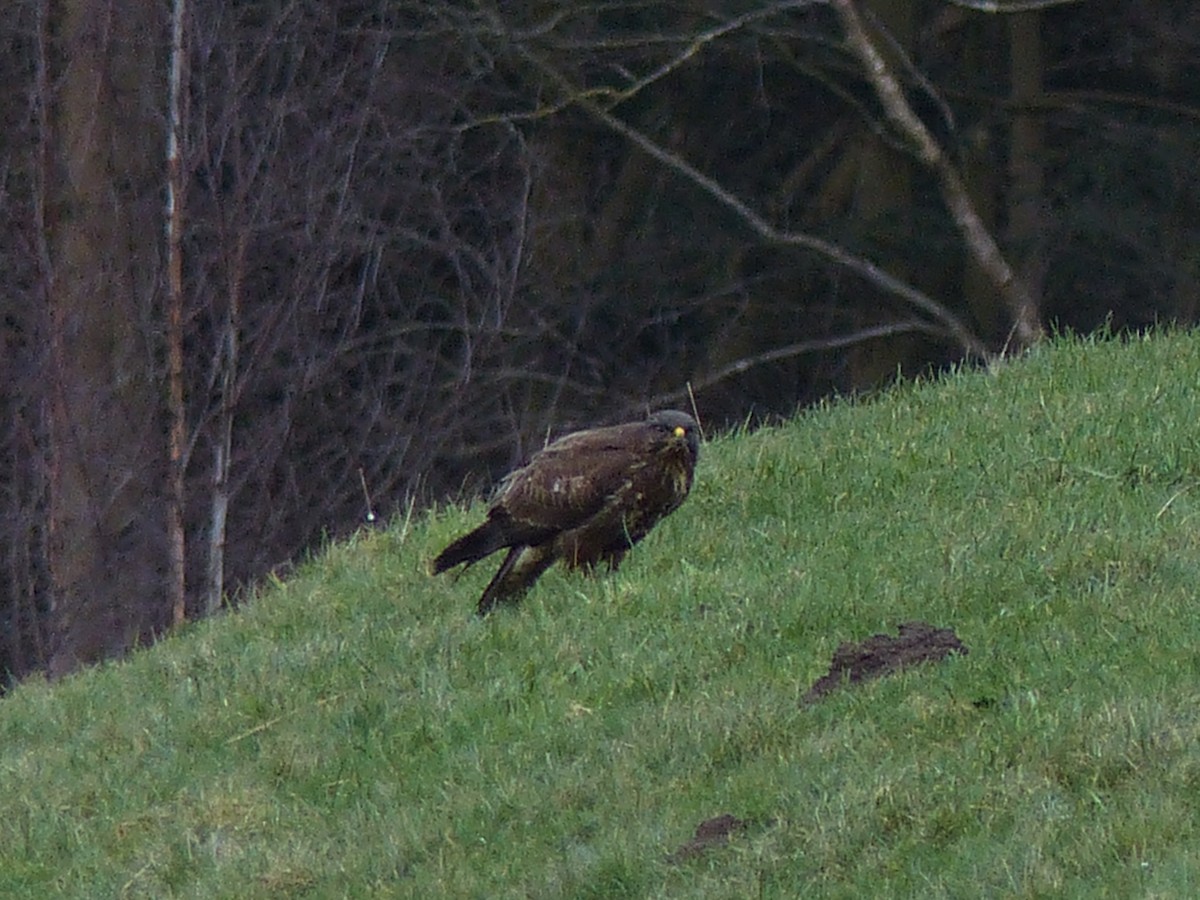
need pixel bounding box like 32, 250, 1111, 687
666, 814, 749, 863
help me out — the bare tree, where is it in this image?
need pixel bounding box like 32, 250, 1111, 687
830, 0, 1043, 350
434, 1, 1000, 414
181, 0, 542, 599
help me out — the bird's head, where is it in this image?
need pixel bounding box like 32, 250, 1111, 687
646, 410, 700, 461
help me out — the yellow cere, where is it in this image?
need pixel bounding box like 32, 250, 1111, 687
674, 426, 686, 437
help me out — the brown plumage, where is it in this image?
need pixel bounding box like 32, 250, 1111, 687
429, 410, 701, 615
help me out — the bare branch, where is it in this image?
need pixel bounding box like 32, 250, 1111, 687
511, 43, 991, 361
623, 320, 945, 414
597, 1, 821, 109
945, 0, 1087, 12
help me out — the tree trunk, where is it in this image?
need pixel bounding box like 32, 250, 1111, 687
847, 0, 919, 389
1007, 10, 1047, 314
46, 0, 167, 676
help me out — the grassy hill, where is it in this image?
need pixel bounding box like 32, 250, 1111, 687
4, 332, 1200, 898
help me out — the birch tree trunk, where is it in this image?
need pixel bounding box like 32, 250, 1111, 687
166, 0, 188, 626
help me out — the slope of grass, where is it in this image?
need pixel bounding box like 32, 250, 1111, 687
3, 331, 1200, 897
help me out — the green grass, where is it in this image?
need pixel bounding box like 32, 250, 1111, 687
4, 331, 1200, 897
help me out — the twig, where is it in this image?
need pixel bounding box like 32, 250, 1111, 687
358, 467, 377, 523
686, 381, 706, 442
225, 715, 285, 745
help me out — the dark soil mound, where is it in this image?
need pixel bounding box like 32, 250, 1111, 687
803, 621, 968, 703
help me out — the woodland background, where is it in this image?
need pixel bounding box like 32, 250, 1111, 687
1, 0, 1197, 683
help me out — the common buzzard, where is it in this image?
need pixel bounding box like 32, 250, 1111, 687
429, 410, 700, 615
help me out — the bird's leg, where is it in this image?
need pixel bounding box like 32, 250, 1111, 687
477, 547, 523, 616
477, 545, 556, 615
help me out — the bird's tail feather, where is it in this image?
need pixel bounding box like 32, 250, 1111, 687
430, 519, 508, 574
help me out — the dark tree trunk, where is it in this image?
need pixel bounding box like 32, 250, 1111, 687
46, 0, 168, 676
